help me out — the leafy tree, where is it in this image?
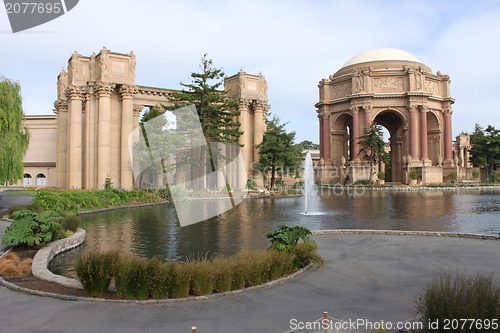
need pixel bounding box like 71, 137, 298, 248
0, 77, 30, 185
255, 115, 302, 189
298, 140, 320, 150
165, 54, 241, 178
469, 124, 500, 179
358, 122, 390, 183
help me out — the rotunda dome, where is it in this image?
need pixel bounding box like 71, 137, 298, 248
342, 48, 422, 68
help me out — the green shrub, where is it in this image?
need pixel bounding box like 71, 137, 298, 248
212, 258, 233, 293
267, 249, 294, 280
354, 179, 370, 185
377, 172, 385, 180
409, 170, 419, 180
416, 271, 500, 332
234, 252, 270, 287
74, 251, 118, 296
444, 172, 458, 182
492, 169, 500, 183
60, 215, 80, 232
472, 170, 480, 179
8, 203, 43, 217
246, 178, 257, 190
170, 262, 192, 298
267, 225, 314, 251
104, 176, 113, 190
147, 257, 171, 299
115, 256, 150, 299
32, 188, 161, 214
291, 242, 323, 269
231, 260, 247, 291
190, 261, 216, 296
2, 210, 60, 247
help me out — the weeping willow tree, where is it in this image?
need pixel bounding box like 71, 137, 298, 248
0, 78, 30, 185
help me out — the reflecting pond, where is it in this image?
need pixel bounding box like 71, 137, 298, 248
50, 189, 500, 277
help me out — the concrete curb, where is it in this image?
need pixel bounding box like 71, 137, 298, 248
319, 185, 500, 192
77, 201, 167, 215
31, 229, 86, 289
312, 229, 500, 241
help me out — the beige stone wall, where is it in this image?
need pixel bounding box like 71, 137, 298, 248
24, 49, 270, 190
21, 115, 57, 187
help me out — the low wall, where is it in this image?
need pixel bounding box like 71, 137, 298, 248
31, 229, 86, 289
312, 229, 500, 241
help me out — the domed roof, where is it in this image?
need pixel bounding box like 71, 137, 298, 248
342, 48, 422, 68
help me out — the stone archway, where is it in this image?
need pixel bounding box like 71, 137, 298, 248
426, 111, 441, 165
373, 110, 407, 182
330, 113, 353, 167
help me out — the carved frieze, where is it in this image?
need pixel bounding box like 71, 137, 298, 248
331, 81, 352, 99
373, 77, 403, 93
425, 80, 440, 96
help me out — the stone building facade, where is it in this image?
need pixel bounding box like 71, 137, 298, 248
22, 48, 268, 189
316, 48, 468, 184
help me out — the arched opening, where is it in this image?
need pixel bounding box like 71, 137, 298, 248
23, 173, 32, 186
36, 173, 47, 186
374, 110, 406, 182
331, 113, 353, 166
426, 111, 441, 165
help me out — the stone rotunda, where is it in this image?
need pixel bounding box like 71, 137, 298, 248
316, 48, 457, 184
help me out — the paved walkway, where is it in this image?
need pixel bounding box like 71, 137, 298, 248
0, 234, 499, 333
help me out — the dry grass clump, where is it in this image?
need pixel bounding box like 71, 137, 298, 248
0, 252, 33, 277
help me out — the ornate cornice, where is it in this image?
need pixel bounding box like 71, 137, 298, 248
136, 85, 176, 97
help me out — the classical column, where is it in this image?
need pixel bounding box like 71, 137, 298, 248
319, 115, 324, 158
119, 85, 137, 189
420, 106, 429, 161
67, 86, 85, 188
238, 99, 252, 173
459, 147, 465, 167
84, 85, 96, 189
364, 105, 372, 133
464, 148, 470, 168
133, 104, 143, 129
443, 107, 453, 162
351, 106, 360, 160
97, 82, 115, 188
408, 104, 419, 160
253, 101, 265, 165
54, 100, 68, 188
322, 114, 330, 161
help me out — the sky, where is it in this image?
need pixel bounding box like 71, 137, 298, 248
1, 0, 500, 143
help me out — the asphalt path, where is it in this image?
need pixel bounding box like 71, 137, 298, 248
0, 234, 499, 333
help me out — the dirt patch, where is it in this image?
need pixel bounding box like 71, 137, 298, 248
1, 247, 124, 299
